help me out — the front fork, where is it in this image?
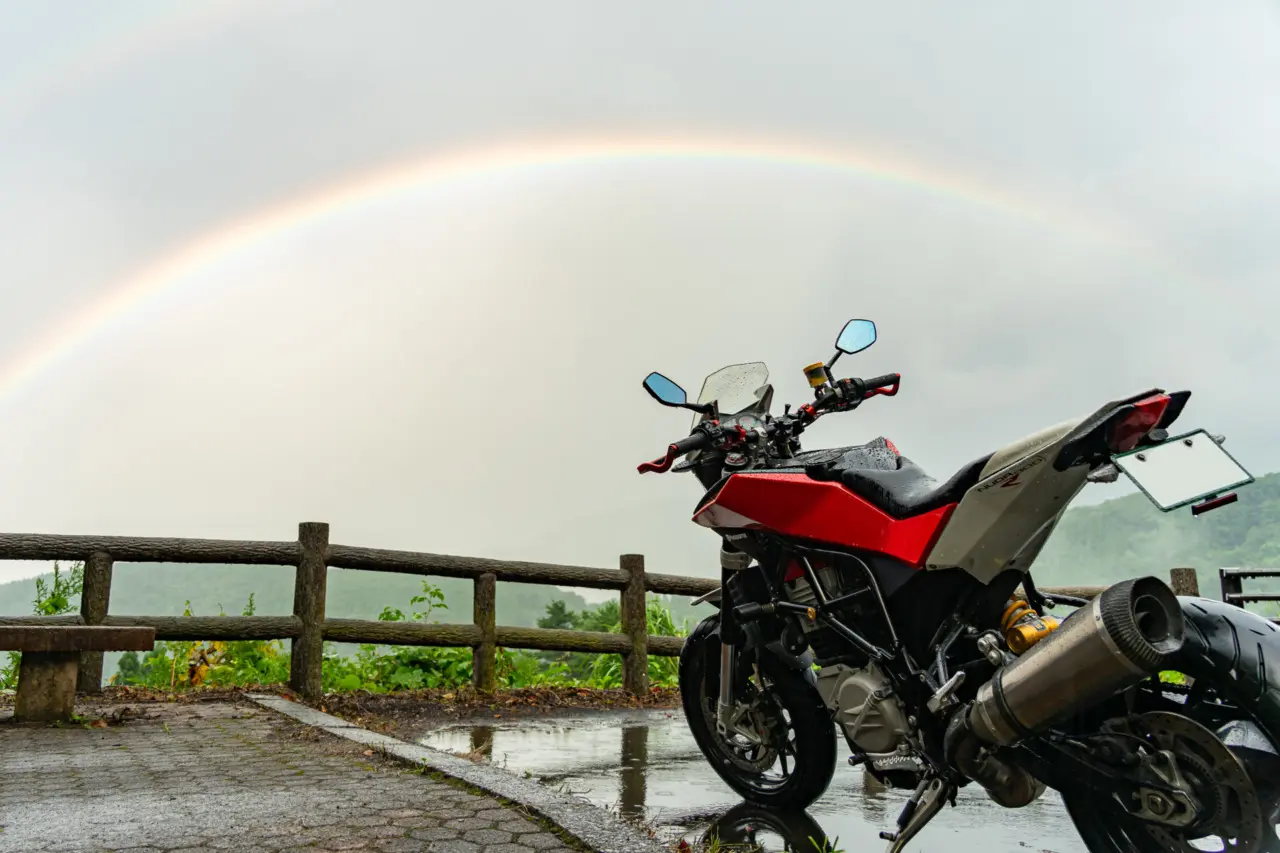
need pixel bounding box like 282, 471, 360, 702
716, 548, 753, 736
716, 640, 736, 735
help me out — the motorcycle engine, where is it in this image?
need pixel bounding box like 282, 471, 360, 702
815, 662, 911, 756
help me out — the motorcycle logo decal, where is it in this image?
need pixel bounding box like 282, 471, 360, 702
976, 454, 1046, 493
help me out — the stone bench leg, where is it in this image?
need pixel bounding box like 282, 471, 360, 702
14, 651, 78, 723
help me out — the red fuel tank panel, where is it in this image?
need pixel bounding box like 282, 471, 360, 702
693, 472, 954, 567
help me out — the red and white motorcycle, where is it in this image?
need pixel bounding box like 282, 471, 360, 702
639, 319, 1274, 853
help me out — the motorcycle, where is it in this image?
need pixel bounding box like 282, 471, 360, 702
638, 318, 1276, 853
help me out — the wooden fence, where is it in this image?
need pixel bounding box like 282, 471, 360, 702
0, 522, 1202, 698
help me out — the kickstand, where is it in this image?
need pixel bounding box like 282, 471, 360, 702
879, 776, 954, 853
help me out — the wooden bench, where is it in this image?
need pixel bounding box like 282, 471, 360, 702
0, 626, 155, 722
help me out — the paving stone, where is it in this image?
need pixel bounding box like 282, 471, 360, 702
411, 826, 463, 842
464, 829, 514, 845
0, 702, 572, 853
374, 840, 425, 853
424, 842, 480, 853
380, 809, 425, 819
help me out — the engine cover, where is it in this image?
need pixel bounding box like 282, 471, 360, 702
815, 663, 910, 755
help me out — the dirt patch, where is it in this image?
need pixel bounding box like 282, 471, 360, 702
2, 684, 681, 734
313, 685, 681, 734
0, 684, 252, 708
0, 687, 269, 728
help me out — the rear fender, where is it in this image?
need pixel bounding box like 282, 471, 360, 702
682, 611, 818, 696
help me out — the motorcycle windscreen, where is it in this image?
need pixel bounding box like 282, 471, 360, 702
691, 361, 770, 429
1113, 429, 1254, 512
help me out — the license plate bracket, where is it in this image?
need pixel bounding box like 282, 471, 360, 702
1112, 429, 1254, 513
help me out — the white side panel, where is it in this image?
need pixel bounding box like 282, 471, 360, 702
925, 416, 1096, 582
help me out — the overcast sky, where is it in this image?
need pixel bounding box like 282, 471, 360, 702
0, 1, 1277, 588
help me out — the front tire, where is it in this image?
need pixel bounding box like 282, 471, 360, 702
679, 613, 837, 811
701, 801, 832, 853
1064, 597, 1280, 853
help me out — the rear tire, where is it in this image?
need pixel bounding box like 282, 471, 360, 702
679, 613, 837, 812
1063, 597, 1280, 853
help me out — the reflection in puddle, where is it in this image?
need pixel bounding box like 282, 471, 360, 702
420, 711, 1087, 853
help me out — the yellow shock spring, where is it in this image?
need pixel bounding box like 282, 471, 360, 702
1001, 598, 1060, 655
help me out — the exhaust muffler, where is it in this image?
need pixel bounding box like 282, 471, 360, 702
947, 576, 1185, 807
968, 575, 1185, 747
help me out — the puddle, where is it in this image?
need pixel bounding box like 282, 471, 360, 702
420, 710, 1086, 853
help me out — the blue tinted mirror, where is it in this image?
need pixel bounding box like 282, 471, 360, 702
836, 319, 877, 355
643, 372, 688, 407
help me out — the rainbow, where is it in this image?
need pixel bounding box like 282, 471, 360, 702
0, 134, 1177, 408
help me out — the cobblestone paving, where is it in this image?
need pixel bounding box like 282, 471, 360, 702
0, 702, 584, 853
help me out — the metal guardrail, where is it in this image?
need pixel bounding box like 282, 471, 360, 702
1219, 568, 1280, 622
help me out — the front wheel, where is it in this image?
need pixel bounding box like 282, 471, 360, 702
679, 613, 837, 811
1064, 598, 1280, 853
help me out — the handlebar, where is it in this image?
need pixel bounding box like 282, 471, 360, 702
638, 370, 901, 474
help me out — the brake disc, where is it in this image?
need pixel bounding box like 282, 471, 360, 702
1119, 711, 1265, 852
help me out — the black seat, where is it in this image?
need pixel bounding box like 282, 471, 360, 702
800, 437, 993, 519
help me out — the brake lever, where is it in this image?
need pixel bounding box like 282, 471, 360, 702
638, 445, 679, 474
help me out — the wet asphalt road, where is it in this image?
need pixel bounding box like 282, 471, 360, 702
419, 710, 1089, 853
0, 702, 580, 853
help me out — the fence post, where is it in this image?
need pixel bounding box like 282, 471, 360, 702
473, 572, 497, 693
1169, 567, 1200, 597
77, 551, 114, 694
289, 522, 329, 700
621, 554, 648, 695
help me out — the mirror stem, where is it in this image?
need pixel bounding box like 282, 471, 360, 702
822, 350, 841, 384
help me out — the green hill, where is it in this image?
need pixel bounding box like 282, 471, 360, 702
1030, 470, 1280, 599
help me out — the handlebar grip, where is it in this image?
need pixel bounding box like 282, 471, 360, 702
863, 372, 901, 398
673, 431, 712, 454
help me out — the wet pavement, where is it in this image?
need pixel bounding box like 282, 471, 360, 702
0, 702, 582, 853
419, 710, 1089, 853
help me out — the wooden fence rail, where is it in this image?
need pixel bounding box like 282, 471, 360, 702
0, 522, 1201, 699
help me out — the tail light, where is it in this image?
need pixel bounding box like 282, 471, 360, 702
1107, 394, 1171, 453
